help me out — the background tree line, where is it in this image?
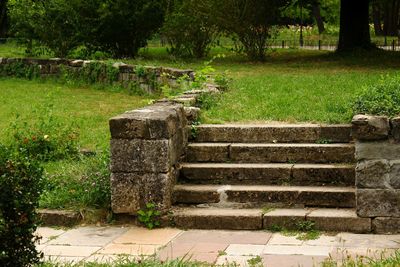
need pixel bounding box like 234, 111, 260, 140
0, 0, 399, 60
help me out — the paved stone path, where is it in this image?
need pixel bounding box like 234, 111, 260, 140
37, 226, 400, 266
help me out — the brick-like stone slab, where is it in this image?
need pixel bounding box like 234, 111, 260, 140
391, 117, 400, 142
292, 164, 355, 186
229, 143, 355, 164
39, 209, 81, 227
356, 160, 390, 189
186, 143, 230, 162
307, 209, 371, 233
194, 124, 352, 143
356, 142, 400, 160
174, 185, 355, 208
109, 103, 185, 140
357, 189, 400, 217
179, 163, 292, 185
373, 217, 400, 234
352, 115, 390, 141
263, 209, 307, 230
171, 208, 263, 230
110, 139, 171, 173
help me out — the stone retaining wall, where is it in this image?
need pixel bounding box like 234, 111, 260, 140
0, 57, 194, 94
352, 114, 400, 234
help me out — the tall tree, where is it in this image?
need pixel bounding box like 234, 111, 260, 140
337, 0, 372, 51
0, 0, 7, 38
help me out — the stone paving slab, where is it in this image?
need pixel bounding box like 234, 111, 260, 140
35, 226, 400, 266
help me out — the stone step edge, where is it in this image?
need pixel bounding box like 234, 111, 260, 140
180, 162, 356, 168
187, 143, 355, 147
174, 184, 356, 192
167, 207, 371, 233
196, 124, 352, 128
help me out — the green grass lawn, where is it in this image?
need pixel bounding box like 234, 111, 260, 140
0, 78, 153, 210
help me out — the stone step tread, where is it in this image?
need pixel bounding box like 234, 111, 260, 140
193, 124, 352, 143
188, 143, 354, 147
169, 207, 371, 233
181, 163, 355, 168
174, 184, 355, 193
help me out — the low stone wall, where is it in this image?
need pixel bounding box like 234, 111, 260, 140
0, 57, 194, 94
352, 114, 400, 234
109, 71, 221, 215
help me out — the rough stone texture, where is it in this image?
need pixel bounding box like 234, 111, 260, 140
229, 144, 355, 164
111, 139, 172, 173
391, 117, 400, 142
263, 209, 307, 230
109, 103, 186, 140
352, 115, 390, 141
356, 141, 400, 160
357, 189, 400, 217
183, 107, 200, 123
373, 217, 400, 234
39, 209, 81, 227
356, 160, 390, 189
171, 208, 263, 230
292, 164, 355, 186
194, 124, 352, 143
111, 172, 175, 214
186, 144, 229, 163
110, 102, 188, 214
389, 160, 400, 188
307, 209, 371, 233
180, 163, 292, 185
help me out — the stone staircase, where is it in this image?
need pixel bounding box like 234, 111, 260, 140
168, 124, 372, 233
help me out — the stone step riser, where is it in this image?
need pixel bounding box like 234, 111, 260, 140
169, 208, 371, 233
174, 187, 356, 208
180, 164, 355, 186
193, 124, 351, 143
186, 143, 355, 164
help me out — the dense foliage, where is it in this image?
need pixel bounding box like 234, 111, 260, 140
8, 0, 164, 58
0, 145, 44, 267
353, 75, 400, 117
162, 0, 218, 58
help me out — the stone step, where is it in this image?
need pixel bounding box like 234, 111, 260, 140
179, 163, 355, 186
186, 143, 355, 163
173, 184, 355, 208
168, 207, 371, 233
193, 124, 352, 143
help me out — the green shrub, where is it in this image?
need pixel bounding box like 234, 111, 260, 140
0, 61, 40, 79
9, 98, 80, 162
0, 145, 44, 266
61, 62, 119, 85
353, 75, 400, 117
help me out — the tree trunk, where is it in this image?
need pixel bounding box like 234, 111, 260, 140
0, 0, 7, 38
383, 0, 400, 36
372, 1, 383, 36
312, 1, 325, 34
338, 0, 372, 51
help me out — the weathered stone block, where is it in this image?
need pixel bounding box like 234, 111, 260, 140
356, 141, 400, 160
111, 172, 175, 214
373, 217, 400, 234
110, 139, 172, 173
109, 103, 186, 139
356, 160, 390, 189
391, 117, 400, 142
70, 60, 84, 67
184, 107, 200, 123
357, 189, 400, 217
352, 115, 389, 141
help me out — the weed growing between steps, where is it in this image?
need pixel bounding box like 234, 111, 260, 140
137, 203, 161, 230
268, 220, 321, 241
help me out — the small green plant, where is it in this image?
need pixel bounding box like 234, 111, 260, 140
190, 121, 201, 139
218, 250, 227, 256
261, 206, 276, 214
316, 138, 333, 144
137, 203, 161, 230
0, 61, 40, 79
135, 65, 146, 78
267, 224, 284, 233
353, 75, 400, 117
247, 256, 263, 267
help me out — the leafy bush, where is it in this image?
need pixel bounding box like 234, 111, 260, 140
0, 145, 44, 267
353, 75, 400, 117
162, 0, 218, 58
9, 97, 80, 162
0, 61, 40, 79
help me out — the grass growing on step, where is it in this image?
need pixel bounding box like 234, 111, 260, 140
0, 78, 153, 210
267, 220, 321, 241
